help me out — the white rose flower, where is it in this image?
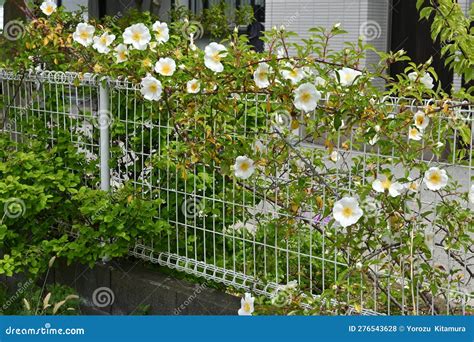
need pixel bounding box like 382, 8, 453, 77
72, 23, 95, 47
186, 79, 201, 94
234, 156, 255, 180
403, 178, 420, 194
372, 176, 404, 197
315, 76, 326, 87
282, 63, 305, 84
40, 0, 57, 16
332, 197, 363, 228
140, 74, 163, 101
229, 221, 258, 236
204, 43, 227, 73
337, 67, 362, 86
414, 110, 429, 130
114, 44, 128, 63
238, 293, 255, 316
276, 47, 286, 58
408, 72, 434, 90
154, 57, 176, 76
152, 21, 170, 43
254, 63, 271, 89
368, 134, 379, 146
423, 167, 448, 191
92, 32, 116, 54
330, 151, 340, 162
123, 23, 151, 50
408, 127, 422, 141
189, 33, 198, 51
420, 73, 434, 89
293, 83, 321, 112
254, 140, 267, 154
408, 72, 418, 82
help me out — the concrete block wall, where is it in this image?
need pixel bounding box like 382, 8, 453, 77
52, 260, 240, 315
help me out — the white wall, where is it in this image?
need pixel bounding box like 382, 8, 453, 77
265, 0, 390, 70
0, 5, 3, 30
62, 0, 88, 12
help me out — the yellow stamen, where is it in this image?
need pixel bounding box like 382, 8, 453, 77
79, 31, 89, 40
429, 172, 441, 185
132, 32, 142, 42
161, 64, 172, 75
381, 178, 392, 190
212, 53, 221, 63
342, 207, 353, 218
416, 115, 424, 126
301, 92, 311, 103
240, 162, 250, 172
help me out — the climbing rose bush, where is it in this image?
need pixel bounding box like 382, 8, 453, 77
0, 1, 473, 315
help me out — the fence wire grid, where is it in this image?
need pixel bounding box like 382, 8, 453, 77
1, 70, 473, 316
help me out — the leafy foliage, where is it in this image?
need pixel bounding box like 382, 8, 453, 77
0, 1, 472, 316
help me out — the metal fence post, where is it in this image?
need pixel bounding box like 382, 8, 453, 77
99, 79, 110, 192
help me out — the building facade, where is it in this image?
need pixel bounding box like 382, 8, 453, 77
1, 0, 471, 88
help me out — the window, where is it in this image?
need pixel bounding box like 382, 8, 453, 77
186, 0, 265, 22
